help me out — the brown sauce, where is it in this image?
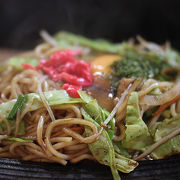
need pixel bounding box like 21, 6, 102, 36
84, 77, 114, 111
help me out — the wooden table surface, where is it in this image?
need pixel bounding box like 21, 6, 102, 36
0, 48, 22, 63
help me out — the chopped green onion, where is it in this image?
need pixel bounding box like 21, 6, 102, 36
8, 94, 25, 120
20, 94, 28, 112
8, 137, 33, 143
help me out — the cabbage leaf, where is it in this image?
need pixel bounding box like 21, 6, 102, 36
0, 90, 138, 179
0, 90, 83, 119
0, 90, 83, 135
81, 108, 138, 180
122, 92, 153, 150
54, 31, 132, 54
8, 57, 39, 69
150, 114, 180, 159
78, 91, 115, 139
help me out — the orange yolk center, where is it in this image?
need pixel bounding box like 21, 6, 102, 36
91, 54, 121, 76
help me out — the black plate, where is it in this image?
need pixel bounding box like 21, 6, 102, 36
0, 156, 180, 180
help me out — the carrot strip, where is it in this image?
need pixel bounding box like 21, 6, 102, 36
70, 126, 83, 131
153, 94, 180, 116
162, 67, 180, 74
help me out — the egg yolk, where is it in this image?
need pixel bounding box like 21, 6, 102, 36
91, 54, 121, 76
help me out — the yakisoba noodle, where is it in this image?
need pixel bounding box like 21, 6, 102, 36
0, 103, 97, 164
1, 31, 180, 180
0, 62, 98, 164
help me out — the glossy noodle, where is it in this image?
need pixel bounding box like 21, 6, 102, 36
1, 31, 180, 180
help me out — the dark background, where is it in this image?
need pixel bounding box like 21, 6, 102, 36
0, 0, 180, 50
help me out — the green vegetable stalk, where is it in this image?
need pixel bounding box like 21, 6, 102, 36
8, 137, 33, 143
8, 94, 28, 120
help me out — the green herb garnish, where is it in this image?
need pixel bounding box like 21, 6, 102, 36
111, 49, 172, 88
